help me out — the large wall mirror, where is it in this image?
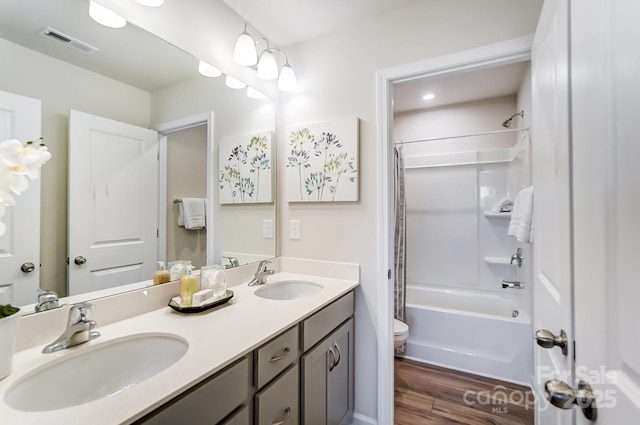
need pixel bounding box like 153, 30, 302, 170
0, 0, 276, 310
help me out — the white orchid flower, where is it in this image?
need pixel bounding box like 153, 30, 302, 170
0, 138, 50, 237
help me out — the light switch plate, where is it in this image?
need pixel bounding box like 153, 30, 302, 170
289, 220, 301, 240
263, 219, 273, 239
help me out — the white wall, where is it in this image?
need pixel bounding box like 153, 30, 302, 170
277, 1, 543, 420
0, 38, 150, 297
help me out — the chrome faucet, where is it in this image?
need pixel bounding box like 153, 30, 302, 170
223, 256, 240, 269
248, 260, 274, 286
510, 247, 525, 267
502, 280, 525, 289
35, 289, 60, 312
42, 302, 100, 353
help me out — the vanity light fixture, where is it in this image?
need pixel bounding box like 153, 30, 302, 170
256, 48, 279, 80
233, 23, 258, 66
232, 23, 297, 91
277, 62, 297, 92
198, 60, 222, 78
88, 1, 126, 29
226, 75, 247, 89
134, 0, 165, 6
247, 87, 266, 99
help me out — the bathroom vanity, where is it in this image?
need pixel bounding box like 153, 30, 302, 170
0, 258, 359, 425
136, 291, 355, 425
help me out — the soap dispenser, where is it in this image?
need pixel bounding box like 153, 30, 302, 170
153, 261, 170, 285
179, 266, 199, 307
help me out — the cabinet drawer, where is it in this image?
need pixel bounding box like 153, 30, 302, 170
137, 356, 250, 425
302, 291, 354, 352
256, 326, 299, 388
255, 364, 299, 425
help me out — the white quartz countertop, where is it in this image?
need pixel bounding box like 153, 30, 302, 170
0, 271, 359, 424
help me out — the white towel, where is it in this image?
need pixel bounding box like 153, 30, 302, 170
508, 186, 534, 243
178, 198, 206, 230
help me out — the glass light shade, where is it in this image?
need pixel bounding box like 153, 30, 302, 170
256, 50, 279, 80
134, 0, 165, 6
89, 1, 126, 29
233, 32, 258, 66
247, 87, 266, 99
225, 75, 246, 89
277, 64, 298, 91
198, 61, 222, 78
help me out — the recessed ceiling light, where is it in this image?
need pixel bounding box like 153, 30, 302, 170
422, 93, 436, 100
89, 1, 126, 29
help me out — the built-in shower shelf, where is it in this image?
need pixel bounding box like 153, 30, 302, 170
483, 257, 516, 266
483, 211, 512, 218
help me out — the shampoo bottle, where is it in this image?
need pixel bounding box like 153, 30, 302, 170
179, 266, 199, 307
153, 261, 170, 285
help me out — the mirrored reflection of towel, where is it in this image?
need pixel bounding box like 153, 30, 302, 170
179, 198, 206, 230
508, 186, 534, 243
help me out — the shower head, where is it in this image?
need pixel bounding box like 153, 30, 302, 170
502, 111, 524, 128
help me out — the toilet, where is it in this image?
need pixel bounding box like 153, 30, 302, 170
394, 319, 409, 353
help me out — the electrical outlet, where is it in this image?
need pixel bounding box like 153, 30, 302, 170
289, 220, 301, 240
263, 219, 273, 239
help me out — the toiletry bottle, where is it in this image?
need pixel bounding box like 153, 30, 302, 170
153, 261, 170, 285
179, 266, 199, 307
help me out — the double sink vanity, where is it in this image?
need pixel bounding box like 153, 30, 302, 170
0, 258, 359, 425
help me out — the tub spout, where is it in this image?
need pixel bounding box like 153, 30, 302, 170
502, 280, 524, 289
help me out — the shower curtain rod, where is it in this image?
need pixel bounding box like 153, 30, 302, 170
395, 127, 529, 145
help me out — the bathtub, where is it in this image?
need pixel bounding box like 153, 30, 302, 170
402, 285, 532, 386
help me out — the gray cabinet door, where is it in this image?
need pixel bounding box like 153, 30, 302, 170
327, 319, 354, 425
301, 318, 354, 425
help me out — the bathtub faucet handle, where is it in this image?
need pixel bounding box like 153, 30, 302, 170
510, 248, 525, 267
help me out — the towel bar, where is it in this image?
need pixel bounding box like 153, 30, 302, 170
173, 199, 182, 204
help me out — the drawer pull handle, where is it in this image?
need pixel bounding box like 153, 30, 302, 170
328, 346, 336, 372
269, 347, 290, 362
272, 407, 291, 425
333, 342, 341, 367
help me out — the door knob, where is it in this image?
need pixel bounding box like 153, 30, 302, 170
535, 329, 568, 355
21, 262, 35, 273
74, 256, 87, 265
544, 379, 597, 420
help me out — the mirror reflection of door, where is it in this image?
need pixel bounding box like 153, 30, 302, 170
0, 90, 42, 306
68, 110, 159, 295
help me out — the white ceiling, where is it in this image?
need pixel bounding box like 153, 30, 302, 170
221, 0, 424, 47
0, 0, 196, 92
3, 0, 529, 109
393, 62, 528, 113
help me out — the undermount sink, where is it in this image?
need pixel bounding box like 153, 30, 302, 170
254, 280, 323, 300
5, 333, 188, 411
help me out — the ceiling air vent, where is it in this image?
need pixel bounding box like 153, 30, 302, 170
38, 27, 99, 55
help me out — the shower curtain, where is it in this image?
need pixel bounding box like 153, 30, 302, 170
394, 145, 407, 354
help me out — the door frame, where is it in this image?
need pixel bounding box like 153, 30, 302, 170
374, 35, 533, 424
154, 111, 215, 265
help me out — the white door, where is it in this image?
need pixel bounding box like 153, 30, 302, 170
68, 110, 159, 295
531, 0, 574, 423
0, 90, 42, 306
572, 0, 640, 423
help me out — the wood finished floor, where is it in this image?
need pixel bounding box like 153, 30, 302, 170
395, 358, 534, 425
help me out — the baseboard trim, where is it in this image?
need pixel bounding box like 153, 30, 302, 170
350, 412, 377, 425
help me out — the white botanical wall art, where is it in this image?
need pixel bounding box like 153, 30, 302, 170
286, 116, 359, 202
219, 131, 273, 204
